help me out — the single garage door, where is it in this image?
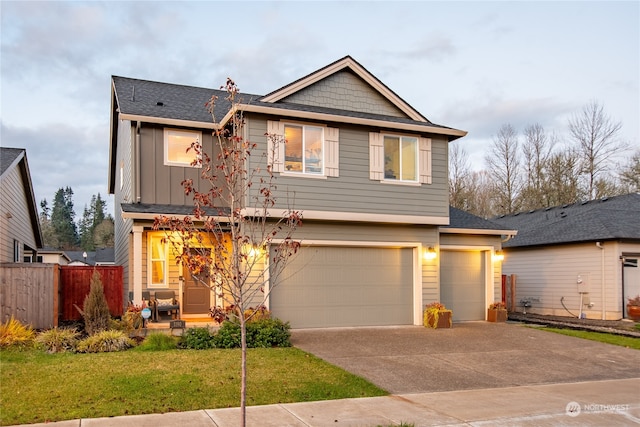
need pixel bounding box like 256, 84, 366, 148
270, 246, 414, 328
440, 250, 486, 321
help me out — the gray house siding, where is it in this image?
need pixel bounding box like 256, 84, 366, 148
246, 115, 449, 219
281, 70, 406, 118
0, 165, 38, 262
138, 125, 224, 207
113, 120, 134, 297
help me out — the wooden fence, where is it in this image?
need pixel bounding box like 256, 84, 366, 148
0, 263, 59, 329
0, 264, 123, 328
60, 266, 123, 321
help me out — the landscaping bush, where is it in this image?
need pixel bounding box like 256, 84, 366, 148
136, 333, 178, 351
77, 330, 135, 353
79, 270, 111, 335
35, 328, 79, 353
0, 316, 35, 349
247, 318, 291, 348
214, 321, 241, 349
179, 327, 216, 349
214, 318, 291, 349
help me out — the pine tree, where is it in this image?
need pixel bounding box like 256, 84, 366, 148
51, 187, 79, 249
82, 270, 111, 335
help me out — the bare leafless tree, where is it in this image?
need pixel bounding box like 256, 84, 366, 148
619, 150, 640, 193
485, 124, 521, 215
543, 148, 583, 207
568, 100, 627, 199
518, 123, 555, 210
449, 142, 473, 210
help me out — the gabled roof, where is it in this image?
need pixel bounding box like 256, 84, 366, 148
442, 207, 517, 236
260, 56, 428, 122
491, 193, 640, 248
0, 147, 43, 248
109, 56, 466, 194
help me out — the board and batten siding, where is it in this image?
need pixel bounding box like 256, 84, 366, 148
138, 125, 224, 207
246, 116, 449, 219
0, 162, 38, 262
502, 242, 623, 319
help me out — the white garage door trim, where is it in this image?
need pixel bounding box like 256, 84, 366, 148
440, 245, 497, 320
267, 239, 424, 326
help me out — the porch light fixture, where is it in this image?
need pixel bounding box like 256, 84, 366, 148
494, 250, 504, 262
424, 246, 437, 261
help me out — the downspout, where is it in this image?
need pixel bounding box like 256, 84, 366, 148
135, 121, 141, 203
596, 242, 605, 320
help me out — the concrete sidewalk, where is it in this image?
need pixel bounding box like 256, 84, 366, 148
10, 378, 640, 427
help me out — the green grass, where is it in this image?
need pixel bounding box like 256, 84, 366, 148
539, 327, 640, 349
0, 347, 386, 425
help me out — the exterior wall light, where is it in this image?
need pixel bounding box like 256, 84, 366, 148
424, 246, 437, 261
494, 250, 504, 262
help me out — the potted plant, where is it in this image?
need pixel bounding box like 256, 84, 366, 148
627, 295, 640, 321
423, 302, 452, 329
487, 302, 508, 322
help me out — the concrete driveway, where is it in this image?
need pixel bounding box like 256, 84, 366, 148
291, 322, 640, 394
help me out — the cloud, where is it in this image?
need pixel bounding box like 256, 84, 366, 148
1, 121, 113, 218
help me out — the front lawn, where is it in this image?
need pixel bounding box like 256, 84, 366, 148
539, 327, 640, 349
0, 347, 386, 426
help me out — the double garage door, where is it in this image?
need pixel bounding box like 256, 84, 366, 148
270, 246, 414, 328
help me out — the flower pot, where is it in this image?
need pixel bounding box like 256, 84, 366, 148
424, 310, 452, 328
487, 309, 508, 322
627, 305, 640, 321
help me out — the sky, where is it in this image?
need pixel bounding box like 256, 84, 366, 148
1, 1, 638, 219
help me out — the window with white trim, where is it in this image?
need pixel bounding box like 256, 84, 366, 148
267, 120, 339, 177
164, 129, 202, 167
148, 234, 168, 287
369, 132, 431, 184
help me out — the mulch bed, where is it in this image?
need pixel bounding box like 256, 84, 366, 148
508, 312, 640, 338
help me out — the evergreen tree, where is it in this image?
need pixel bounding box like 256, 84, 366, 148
81, 270, 111, 335
51, 187, 79, 250
39, 199, 59, 248
79, 193, 109, 251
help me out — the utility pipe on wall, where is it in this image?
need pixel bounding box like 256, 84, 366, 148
596, 242, 605, 320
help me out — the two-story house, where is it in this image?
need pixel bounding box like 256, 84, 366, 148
108, 56, 512, 328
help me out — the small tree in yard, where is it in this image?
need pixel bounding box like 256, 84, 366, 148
81, 270, 111, 335
154, 78, 301, 427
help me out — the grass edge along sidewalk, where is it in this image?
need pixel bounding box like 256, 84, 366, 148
0, 347, 386, 426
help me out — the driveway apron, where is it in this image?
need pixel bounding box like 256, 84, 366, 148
291, 322, 640, 394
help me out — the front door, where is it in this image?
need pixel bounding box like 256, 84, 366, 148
182, 252, 212, 315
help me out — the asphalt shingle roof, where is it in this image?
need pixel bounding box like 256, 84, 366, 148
491, 193, 640, 248
111, 75, 456, 132
446, 207, 509, 231
1, 147, 24, 176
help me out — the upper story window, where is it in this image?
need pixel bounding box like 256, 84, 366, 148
267, 120, 339, 178
370, 132, 432, 185
164, 129, 202, 167
383, 135, 418, 182
284, 124, 324, 174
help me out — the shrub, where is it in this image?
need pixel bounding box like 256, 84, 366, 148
79, 270, 111, 335
214, 318, 291, 349
136, 333, 178, 351
35, 328, 79, 353
77, 330, 135, 353
214, 322, 241, 349
179, 327, 215, 349
0, 316, 35, 349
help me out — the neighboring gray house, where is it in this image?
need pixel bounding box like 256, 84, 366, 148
0, 148, 42, 263
492, 193, 640, 320
108, 56, 513, 327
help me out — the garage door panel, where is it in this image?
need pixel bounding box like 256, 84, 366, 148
441, 250, 486, 321
271, 246, 413, 328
